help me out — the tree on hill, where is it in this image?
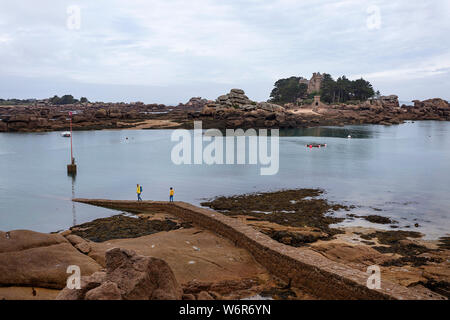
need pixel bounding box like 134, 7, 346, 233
320, 74, 375, 103
352, 78, 375, 101
320, 73, 336, 103
49, 95, 80, 105
269, 77, 307, 104
269, 74, 376, 105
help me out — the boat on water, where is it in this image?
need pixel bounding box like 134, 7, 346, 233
61, 131, 71, 137
306, 143, 327, 148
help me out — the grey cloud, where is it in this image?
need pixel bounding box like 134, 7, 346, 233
0, 0, 449, 103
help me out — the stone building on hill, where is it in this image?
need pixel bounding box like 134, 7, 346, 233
307, 72, 324, 94
298, 72, 324, 95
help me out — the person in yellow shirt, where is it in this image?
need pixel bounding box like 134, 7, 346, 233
169, 187, 174, 202
137, 184, 142, 201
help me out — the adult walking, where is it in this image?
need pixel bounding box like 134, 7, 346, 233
137, 184, 143, 201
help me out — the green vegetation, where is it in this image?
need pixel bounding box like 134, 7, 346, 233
320, 74, 375, 103
0, 95, 90, 106
50, 95, 84, 105
269, 74, 376, 105
269, 76, 308, 104
0, 98, 36, 105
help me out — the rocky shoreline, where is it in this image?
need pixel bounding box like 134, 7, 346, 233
189, 89, 450, 129
0, 90, 449, 133
0, 210, 304, 300
1, 190, 448, 300
201, 189, 450, 298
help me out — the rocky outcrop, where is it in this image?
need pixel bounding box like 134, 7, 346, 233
72, 199, 444, 300
85, 281, 122, 300
413, 98, 449, 110
55, 271, 107, 300
177, 97, 211, 110
66, 234, 92, 254
188, 89, 292, 128
380, 95, 400, 108
0, 230, 67, 252
0, 230, 102, 289
189, 89, 445, 129
207, 89, 284, 112
1, 95, 448, 133
214, 88, 253, 108
0, 102, 175, 132
57, 248, 183, 300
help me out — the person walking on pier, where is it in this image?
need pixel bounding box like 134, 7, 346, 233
169, 187, 174, 202
137, 184, 143, 201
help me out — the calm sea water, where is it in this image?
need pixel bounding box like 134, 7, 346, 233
0, 121, 449, 239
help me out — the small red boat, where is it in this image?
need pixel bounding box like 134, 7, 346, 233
306, 144, 327, 148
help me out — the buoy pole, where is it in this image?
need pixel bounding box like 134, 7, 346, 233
67, 111, 77, 175
70, 111, 73, 163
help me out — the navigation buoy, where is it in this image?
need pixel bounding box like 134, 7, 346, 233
67, 111, 77, 176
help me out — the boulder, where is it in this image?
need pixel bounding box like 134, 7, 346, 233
182, 293, 196, 300
65, 234, 92, 254
179, 97, 209, 110
0, 286, 60, 300
105, 248, 183, 300
214, 89, 253, 108
380, 95, 399, 108
311, 243, 392, 270
94, 109, 107, 118
85, 281, 122, 300
230, 88, 245, 95
257, 102, 285, 112
65, 234, 87, 247
0, 242, 102, 289
200, 106, 215, 116
412, 100, 423, 108
196, 291, 214, 300
422, 98, 449, 110
75, 242, 92, 254
56, 271, 107, 300
57, 248, 183, 300
0, 230, 68, 253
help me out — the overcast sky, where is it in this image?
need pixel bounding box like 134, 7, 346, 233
0, 0, 449, 104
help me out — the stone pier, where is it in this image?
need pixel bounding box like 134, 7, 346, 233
73, 198, 440, 300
